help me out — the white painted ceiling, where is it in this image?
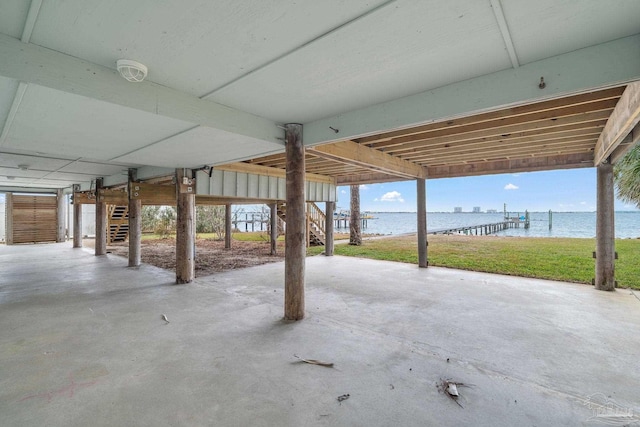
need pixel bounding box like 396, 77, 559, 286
1, 0, 639, 190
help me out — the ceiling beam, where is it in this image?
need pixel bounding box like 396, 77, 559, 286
21, 0, 43, 43
304, 35, 640, 146
336, 172, 410, 186
594, 81, 640, 165
214, 162, 335, 185
426, 152, 594, 179
490, 0, 519, 68
610, 124, 640, 164
308, 140, 427, 179
0, 33, 280, 145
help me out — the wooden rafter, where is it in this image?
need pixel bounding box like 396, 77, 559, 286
224, 86, 627, 183
308, 140, 426, 179
594, 81, 640, 165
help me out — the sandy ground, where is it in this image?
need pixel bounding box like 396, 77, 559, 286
83, 238, 285, 277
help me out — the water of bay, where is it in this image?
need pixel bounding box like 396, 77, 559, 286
334, 211, 640, 239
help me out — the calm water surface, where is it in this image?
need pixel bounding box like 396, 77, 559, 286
334, 211, 640, 239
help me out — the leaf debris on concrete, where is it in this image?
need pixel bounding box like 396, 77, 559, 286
437, 378, 473, 408
293, 354, 334, 368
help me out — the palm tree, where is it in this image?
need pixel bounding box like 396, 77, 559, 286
614, 143, 640, 208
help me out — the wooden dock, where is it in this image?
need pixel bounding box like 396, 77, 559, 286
429, 219, 523, 236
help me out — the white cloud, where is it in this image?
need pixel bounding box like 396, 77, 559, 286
359, 184, 369, 190
379, 191, 404, 203
341, 190, 347, 194
504, 183, 519, 190
580, 201, 587, 205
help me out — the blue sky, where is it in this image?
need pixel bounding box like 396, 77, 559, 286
337, 168, 640, 213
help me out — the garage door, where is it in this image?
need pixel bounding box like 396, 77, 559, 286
6, 194, 58, 244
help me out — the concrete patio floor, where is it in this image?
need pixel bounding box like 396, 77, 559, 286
1, 243, 639, 426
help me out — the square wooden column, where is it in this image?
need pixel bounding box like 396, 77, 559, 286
325, 201, 335, 256
95, 178, 107, 256
176, 169, 196, 284
73, 192, 82, 248
417, 178, 428, 268
284, 123, 305, 321
56, 189, 65, 242
128, 169, 142, 267
595, 162, 615, 291
225, 203, 232, 249
270, 202, 278, 255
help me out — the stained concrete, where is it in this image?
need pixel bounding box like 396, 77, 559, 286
1, 243, 639, 426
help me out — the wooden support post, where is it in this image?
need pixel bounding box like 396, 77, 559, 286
269, 203, 277, 255
349, 184, 362, 245
128, 169, 142, 267
325, 201, 335, 256
73, 196, 82, 248
95, 178, 107, 256
176, 168, 195, 284
595, 162, 616, 291
225, 204, 232, 249
417, 179, 428, 268
284, 123, 305, 321
56, 189, 65, 242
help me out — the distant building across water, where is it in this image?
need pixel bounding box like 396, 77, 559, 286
473, 207, 481, 213
453, 207, 462, 213
486, 209, 498, 213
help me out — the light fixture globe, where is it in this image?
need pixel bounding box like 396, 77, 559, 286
116, 59, 148, 82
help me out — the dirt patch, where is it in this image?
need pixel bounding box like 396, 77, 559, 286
83, 238, 285, 277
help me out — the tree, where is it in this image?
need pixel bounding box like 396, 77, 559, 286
349, 184, 362, 245
141, 206, 161, 233
196, 205, 225, 240
614, 143, 640, 208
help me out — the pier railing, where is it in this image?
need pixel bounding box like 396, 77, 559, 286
429, 220, 523, 236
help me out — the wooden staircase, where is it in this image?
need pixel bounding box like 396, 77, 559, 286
276, 201, 326, 246
107, 205, 129, 244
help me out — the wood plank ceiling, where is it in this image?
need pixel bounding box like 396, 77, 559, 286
239, 86, 626, 185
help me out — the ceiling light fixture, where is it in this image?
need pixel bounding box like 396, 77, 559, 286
116, 59, 148, 82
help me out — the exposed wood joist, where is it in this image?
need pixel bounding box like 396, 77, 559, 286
357, 87, 622, 146
235, 86, 632, 185
426, 152, 594, 179
336, 172, 411, 186
214, 162, 335, 185
308, 140, 426, 179
594, 81, 640, 164
379, 109, 613, 154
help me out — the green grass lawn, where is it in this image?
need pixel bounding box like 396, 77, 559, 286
308, 235, 640, 289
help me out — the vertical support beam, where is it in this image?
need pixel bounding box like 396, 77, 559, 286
176, 168, 195, 284
73, 195, 82, 248
269, 202, 277, 255
225, 203, 232, 249
95, 178, 107, 256
417, 179, 428, 268
6, 193, 14, 245
284, 123, 305, 321
325, 201, 335, 256
349, 184, 362, 245
56, 189, 65, 242
595, 162, 616, 291
128, 169, 142, 267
